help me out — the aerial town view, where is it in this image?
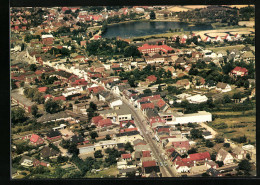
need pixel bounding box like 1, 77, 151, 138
10, 5, 256, 178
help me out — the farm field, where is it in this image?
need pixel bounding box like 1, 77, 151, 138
207, 103, 256, 143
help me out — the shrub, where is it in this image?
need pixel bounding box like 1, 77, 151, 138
223, 143, 230, 148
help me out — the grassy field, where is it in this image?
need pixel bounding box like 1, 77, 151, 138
85, 165, 118, 178
131, 31, 190, 40
207, 45, 247, 52
207, 103, 256, 143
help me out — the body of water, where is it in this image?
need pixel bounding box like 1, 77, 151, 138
102, 21, 213, 38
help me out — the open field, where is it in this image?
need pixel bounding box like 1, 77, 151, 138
167, 5, 208, 12
85, 165, 118, 178
207, 45, 246, 52
208, 105, 256, 143
227, 5, 253, 9
131, 31, 190, 40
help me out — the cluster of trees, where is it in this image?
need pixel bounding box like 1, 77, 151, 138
24, 34, 41, 43
231, 135, 247, 143
104, 148, 122, 166
173, 98, 215, 114
11, 107, 27, 125
177, 6, 239, 24
85, 39, 140, 57
39, 73, 59, 86
44, 99, 62, 114
23, 87, 45, 104
87, 102, 98, 122
60, 139, 79, 155
48, 47, 70, 57
119, 64, 172, 87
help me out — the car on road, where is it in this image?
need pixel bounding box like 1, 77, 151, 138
164, 162, 168, 166
160, 162, 163, 166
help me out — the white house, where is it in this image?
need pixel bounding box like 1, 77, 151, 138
215, 82, 232, 93
175, 164, 191, 173
110, 99, 123, 109
224, 34, 232, 41
216, 148, 234, 165
202, 131, 213, 140
186, 94, 208, 104
78, 144, 95, 155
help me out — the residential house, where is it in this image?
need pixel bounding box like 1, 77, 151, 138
40, 146, 59, 159
216, 82, 232, 92
20, 156, 33, 167
30, 134, 44, 146
230, 66, 248, 77
216, 148, 234, 165
176, 79, 191, 89
202, 131, 213, 140
232, 147, 246, 160
78, 144, 95, 154
142, 161, 160, 174
146, 75, 157, 83
121, 154, 132, 161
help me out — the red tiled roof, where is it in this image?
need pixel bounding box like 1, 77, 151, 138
142, 160, 157, 168
138, 44, 173, 53
172, 140, 190, 150
44, 94, 53, 99
53, 96, 66, 101
38, 87, 48, 92
157, 127, 169, 133
121, 153, 132, 159
142, 151, 151, 157
92, 116, 103, 124
186, 152, 211, 162
231, 66, 248, 73
146, 75, 157, 82
156, 99, 166, 108
30, 134, 42, 143
141, 103, 154, 110
98, 118, 112, 127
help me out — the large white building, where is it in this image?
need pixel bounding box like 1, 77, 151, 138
186, 94, 208, 104
165, 111, 212, 125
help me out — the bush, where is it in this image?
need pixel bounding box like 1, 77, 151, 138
205, 140, 214, 148
223, 143, 230, 148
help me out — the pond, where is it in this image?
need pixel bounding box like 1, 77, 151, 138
102, 21, 213, 38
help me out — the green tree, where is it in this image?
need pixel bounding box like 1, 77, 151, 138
94, 150, 103, 158
205, 140, 214, 148
44, 99, 61, 114
238, 159, 251, 173
150, 11, 156, 19
11, 107, 26, 124
105, 134, 111, 140
190, 128, 203, 139
124, 142, 134, 153
29, 64, 37, 72
123, 45, 141, 57
90, 131, 98, 139
143, 89, 152, 94
31, 104, 38, 117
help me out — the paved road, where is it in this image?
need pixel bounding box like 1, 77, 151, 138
119, 96, 178, 177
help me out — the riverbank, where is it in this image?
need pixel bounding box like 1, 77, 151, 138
131, 31, 190, 40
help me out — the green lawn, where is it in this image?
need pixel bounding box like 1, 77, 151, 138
208, 105, 256, 143
85, 165, 118, 178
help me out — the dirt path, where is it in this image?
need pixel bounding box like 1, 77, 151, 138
198, 122, 218, 137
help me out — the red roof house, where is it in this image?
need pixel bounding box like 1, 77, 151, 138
121, 154, 132, 160
140, 103, 155, 110
230, 66, 248, 77
97, 118, 112, 128
53, 96, 66, 101
146, 75, 157, 83
92, 116, 103, 124
142, 151, 151, 157
38, 87, 48, 93
142, 161, 157, 168
30, 134, 44, 146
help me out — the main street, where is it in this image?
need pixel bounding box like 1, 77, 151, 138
116, 94, 178, 177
